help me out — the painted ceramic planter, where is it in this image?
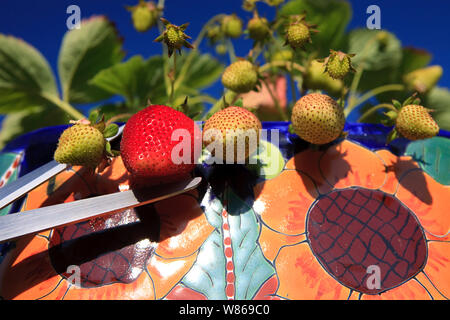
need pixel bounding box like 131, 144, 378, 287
0, 122, 448, 300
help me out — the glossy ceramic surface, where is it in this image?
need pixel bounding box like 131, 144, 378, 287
0, 123, 448, 300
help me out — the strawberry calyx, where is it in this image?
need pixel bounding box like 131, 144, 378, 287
154, 18, 194, 57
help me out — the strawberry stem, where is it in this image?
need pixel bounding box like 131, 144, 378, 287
357, 103, 398, 123
41, 92, 84, 120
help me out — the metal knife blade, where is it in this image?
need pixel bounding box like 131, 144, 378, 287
0, 124, 125, 210
0, 176, 201, 244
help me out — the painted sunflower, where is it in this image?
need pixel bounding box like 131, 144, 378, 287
253, 139, 449, 300
0, 157, 213, 300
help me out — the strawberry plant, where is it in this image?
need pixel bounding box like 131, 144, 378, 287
0, 0, 448, 150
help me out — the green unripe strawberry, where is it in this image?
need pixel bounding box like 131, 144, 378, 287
54, 124, 106, 168
222, 60, 258, 93
206, 24, 222, 44
215, 44, 227, 55
271, 49, 293, 62
127, 1, 158, 32
154, 18, 193, 57
285, 22, 310, 49
403, 65, 443, 93
395, 105, 439, 140
291, 93, 345, 145
304, 60, 343, 97
247, 15, 270, 41
221, 14, 243, 38
324, 50, 356, 80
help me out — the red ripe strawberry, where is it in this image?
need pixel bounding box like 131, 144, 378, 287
120, 105, 201, 186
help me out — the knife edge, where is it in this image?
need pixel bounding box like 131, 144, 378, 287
0, 177, 201, 244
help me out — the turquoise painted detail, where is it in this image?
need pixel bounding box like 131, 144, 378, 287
226, 190, 276, 299
405, 137, 450, 185
182, 188, 275, 299
0, 152, 21, 216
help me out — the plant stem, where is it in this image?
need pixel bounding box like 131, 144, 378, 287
259, 60, 306, 74
41, 92, 84, 120
345, 83, 405, 117
358, 103, 397, 122
353, 84, 405, 108
169, 52, 177, 106
226, 38, 236, 63
174, 14, 226, 93
289, 53, 297, 103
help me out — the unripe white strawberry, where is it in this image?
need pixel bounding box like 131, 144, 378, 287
291, 93, 345, 145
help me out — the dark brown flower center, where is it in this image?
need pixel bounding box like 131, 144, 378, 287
306, 188, 427, 295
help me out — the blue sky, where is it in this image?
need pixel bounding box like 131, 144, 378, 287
0, 0, 449, 112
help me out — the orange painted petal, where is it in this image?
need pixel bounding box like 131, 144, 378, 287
155, 192, 213, 258
420, 240, 450, 299
147, 252, 198, 299
285, 149, 332, 194
275, 242, 349, 300
259, 224, 306, 262
319, 140, 386, 190
0, 235, 61, 300
253, 170, 317, 236
395, 169, 450, 237
361, 278, 431, 300
375, 151, 420, 194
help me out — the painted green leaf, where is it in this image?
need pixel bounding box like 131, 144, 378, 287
226, 189, 275, 300
58, 16, 124, 104
181, 188, 275, 300
0, 34, 58, 113
405, 136, 450, 185
0, 152, 21, 216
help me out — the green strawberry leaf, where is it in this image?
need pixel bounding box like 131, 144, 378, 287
348, 29, 402, 72
0, 107, 69, 149
392, 100, 402, 110
105, 141, 112, 156
103, 123, 119, 138
88, 109, 100, 124
177, 52, 224, 89
58, 16, 125, 104
386, 128, 399, 144
0, 34, 59, 113
400, 47, 432, 75
424, 86, 450, 131
90, 55, 166, 109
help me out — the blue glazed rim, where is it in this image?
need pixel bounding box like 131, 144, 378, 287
2, 122, 449, 178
